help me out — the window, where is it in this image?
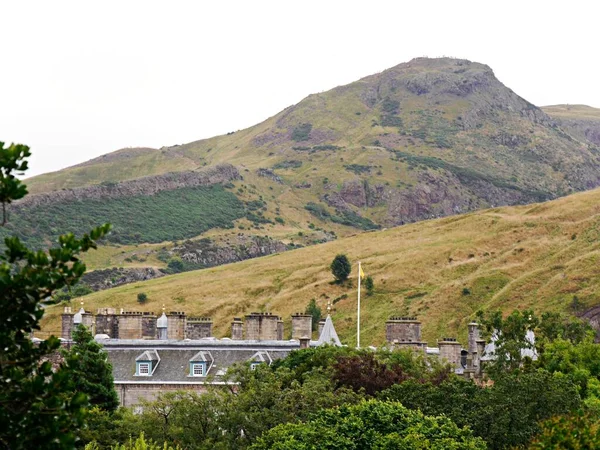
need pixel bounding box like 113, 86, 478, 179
137, 362, 151, 376
191, 363, 205, 377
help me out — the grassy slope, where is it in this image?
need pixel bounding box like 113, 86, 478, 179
42, 187, 600, 346
542, 104, 600, 121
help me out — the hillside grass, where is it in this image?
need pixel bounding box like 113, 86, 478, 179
542, 104, 600, 121
41, 187, 600, 346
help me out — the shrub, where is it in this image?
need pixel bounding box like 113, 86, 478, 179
167, 257, 185, 274
331, 254, 351, 282
137, 293, 148, 304
291, 123, 312, 142
305, 299, 322, 331
364, 276, 374, 296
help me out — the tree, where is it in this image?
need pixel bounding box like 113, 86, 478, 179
65, 325, 119, 412
250, 400, 486, 449
476, 309, 539, 374
167, 256, 184, 274
528, 411, 600, 449
137, 292, 148, 304
330, 254, 351, 282
304, 298, 321, 331
380, 369, 582, 450
0, 141, 110, 449
364, 275, 374, 295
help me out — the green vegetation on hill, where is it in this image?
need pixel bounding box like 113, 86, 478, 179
2, 185, 245, 247
42, 186, 600, 345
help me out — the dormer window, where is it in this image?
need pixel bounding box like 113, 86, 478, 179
135, 350, 160, 377
248, 351, 272, 369
137, 362, 151, 376
189, 351, 213, 377
191, 362, 206, 377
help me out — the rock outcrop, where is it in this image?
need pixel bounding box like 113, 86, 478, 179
16, 164, 240, 209
173, 235, 289, 267
82, 267, 165, 292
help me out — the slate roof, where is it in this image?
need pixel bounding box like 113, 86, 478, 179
103, 339, 300, 383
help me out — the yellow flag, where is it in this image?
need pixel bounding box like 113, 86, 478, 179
359, 264, 365, 279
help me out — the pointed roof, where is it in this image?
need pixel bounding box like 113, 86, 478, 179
157, 312, 168, 329
73, 307, 85, 324
249, 351, 272, 365
316, 315, 342, 347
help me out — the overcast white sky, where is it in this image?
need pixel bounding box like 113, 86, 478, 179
1, 0, 598, 177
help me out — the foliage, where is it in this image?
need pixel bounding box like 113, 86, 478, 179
65, 325, 119, 412
304, 299, 321, 332
137, 292, 148, 304
380, 369, 582, 450
381, 98, 400, 114
364, 275, 374, 295
290, 123, 312, 142
330, 254, 351, 282
343, 164, 371, 175
536, 311, 592, 346
0, 185, 245, 247
304, 202, 379, 230
380, 115, 403, 128
272, 160, 302, 170
0, 142, 30, 224
86, 432, 180, 450
78, 407, 141, 449
0, 142, 110, 449
536, 335, 600, 408
528, 411, 600, 449
166, 257, 185, 274
333, 353, 409, 396
112, 363, 360, 450
476, 308, 539, 374
53, 282, 94, 302
250, 400, 486, 450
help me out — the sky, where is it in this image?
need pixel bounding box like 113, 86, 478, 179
1, 0, 598, 177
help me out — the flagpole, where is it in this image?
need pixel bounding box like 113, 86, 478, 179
357, 261, 361, 349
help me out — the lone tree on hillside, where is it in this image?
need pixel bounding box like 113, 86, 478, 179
305, 299, 322, 331
330, 254, 351, 282
64, 325, 119, 412
0, 141, 110, 449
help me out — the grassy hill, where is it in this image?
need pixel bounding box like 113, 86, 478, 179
41, 186, 600, 346
17, 59, 600, 260
543, 104, 600, 146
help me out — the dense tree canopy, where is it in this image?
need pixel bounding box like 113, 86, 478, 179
0, 142, 110, 449
250, 400, 486, 450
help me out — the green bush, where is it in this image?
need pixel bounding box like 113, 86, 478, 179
305, 202, 379, 231
291, 123, 312, 142
331, 254, 351, 282
344, 164, 371, 175
364, 275, 374, 295
137, 293, 148, 304
167, 257, 185, 274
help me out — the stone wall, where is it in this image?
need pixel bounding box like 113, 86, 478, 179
116, 383, 209, 408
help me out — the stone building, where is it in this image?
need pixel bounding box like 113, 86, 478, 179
61, 307, 341, 407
